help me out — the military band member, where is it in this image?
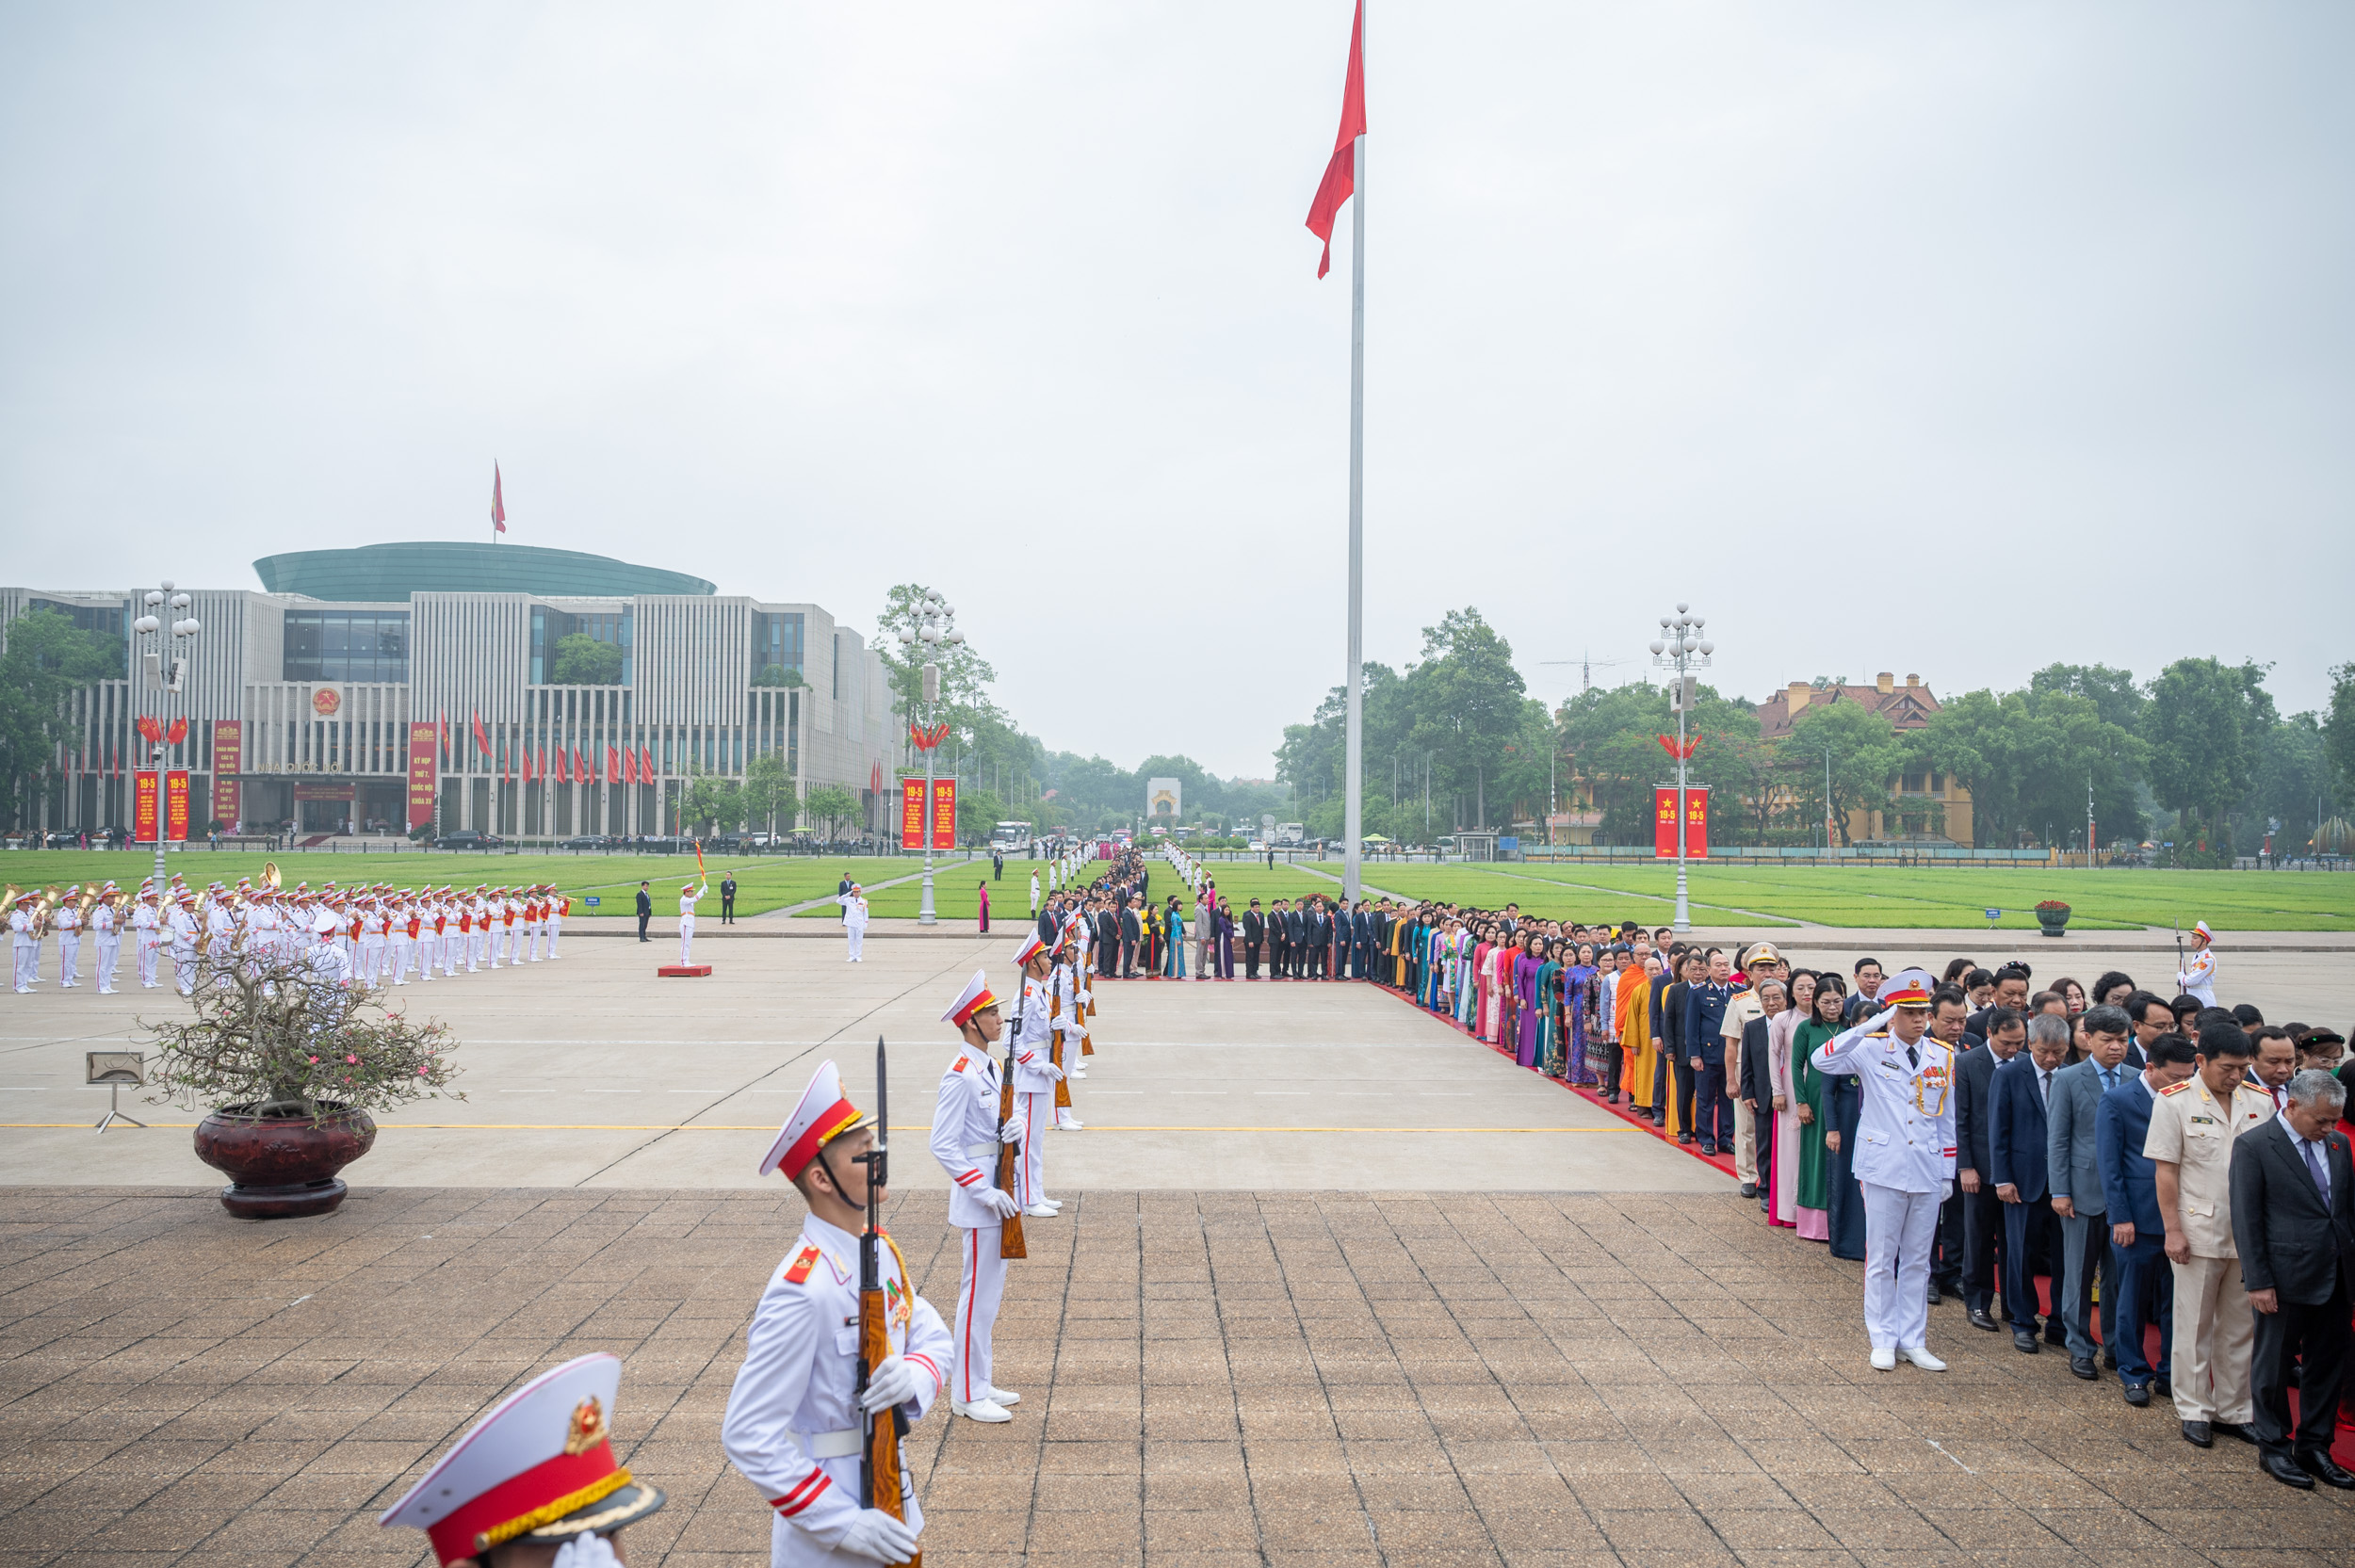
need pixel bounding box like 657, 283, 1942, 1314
169, 892, 201, 995
133, 883, 163, 989
381, 1350, 665, 1567
931, 970, 1026, 1423
1008, 932, 1064, 1217
724, 1060, 950, 1567
546, 886, 566, 959
1810, 966, 1957, 1370
53, 887, 82, 988
8, 891, 39, 994
90, 884, 122, 994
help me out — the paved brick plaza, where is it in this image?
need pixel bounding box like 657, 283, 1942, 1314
6, 1183, 2347, 1568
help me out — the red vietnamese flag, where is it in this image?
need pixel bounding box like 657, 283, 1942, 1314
523, 748, 535, 784
578, 746, 592, 783
609, 745, 622, 784
1305, 0, 1367, 279
554, 747, 569, 784
472, 710, 491, 756
492, 463, 508, 536
623, 747, 639, 786
640, 746, 655, 782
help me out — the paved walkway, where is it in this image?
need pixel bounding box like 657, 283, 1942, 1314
5, 1185, 2348, 1567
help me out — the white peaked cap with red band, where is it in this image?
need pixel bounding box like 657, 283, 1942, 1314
379, 1352, 659, 1565
2194, 920, 2213, 943
1011, 931, 1048, 967
758, 1059, 868, 1180
942, 969, 999, 1027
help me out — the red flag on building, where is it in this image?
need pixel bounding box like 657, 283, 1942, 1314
623, 747, 639, 785
1305, 0, 1367, 280
554, 748, 569, 784
523, 748, 536, 784
577, 746, 591, 783
640, 746, 655, 782
492, 463, 508, 537
609, 745, 622, 784
472, 711, 491, 756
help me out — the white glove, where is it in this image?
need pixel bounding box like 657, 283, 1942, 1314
837, 1507, 920, 1564
1941, 1180, 1955, 1203
1066, 1022, 1088, 1040
981, 1185, 1022, 1220
1044, 1061, 1066, 1082
860, 1353, 918, 1413
552, 1534, 624, 1568
1078, 988, 1093, 1005
999, 1115, 1022, 1143
1866, 1006, 1899, 1034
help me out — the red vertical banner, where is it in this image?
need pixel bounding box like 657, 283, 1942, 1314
930, 779, 957, 850
134, 771, 160, 844
1653, 787, 1677, 859
212, 719, 243, 831
408, 721, 439, 829
899, 778, 926, 849
164, 770, 190, 842
1685, 786, 1710, 858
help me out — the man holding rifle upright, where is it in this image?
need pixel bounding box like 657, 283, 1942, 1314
725, 1059, 950, 1566
932, 970, 1027, 1424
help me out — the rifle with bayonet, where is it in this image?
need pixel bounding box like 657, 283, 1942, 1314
853, 1035, 918, 1566
996, 980, 1028, 1260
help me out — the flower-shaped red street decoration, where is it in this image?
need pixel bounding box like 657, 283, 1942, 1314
910, 721, 951, 752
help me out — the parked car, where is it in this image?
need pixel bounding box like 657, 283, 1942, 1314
553, 834, 609, 851
44, 831, 84, 848
434, 831, 506, 851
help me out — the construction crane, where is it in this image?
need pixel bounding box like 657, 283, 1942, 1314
1540, 651, 1637, 693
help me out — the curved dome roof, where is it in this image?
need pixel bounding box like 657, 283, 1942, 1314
252, 542, 715, 601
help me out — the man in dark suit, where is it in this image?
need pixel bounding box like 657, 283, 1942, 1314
1120, 899, 1142, 978
1990, 1013, 2071, 1354
1305, 901, 1330, 979
1957, 1007, 2026, 1332
1096, 906, 1121, 978
635, 881, 653, 943
2231, 1069, 2355, 1489
719, 873, 738, 924
2101, 1032, 2200, 1404
837, 871, 853, 922
1241, 900, 1265, 979
1283, 900, 1307, 978
1268, 899, 1292, 978
1332, 899, 1354, 979
2049, 1003, 2135, 1377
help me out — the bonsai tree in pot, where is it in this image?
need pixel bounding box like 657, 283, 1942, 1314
142, 948, 462, 1219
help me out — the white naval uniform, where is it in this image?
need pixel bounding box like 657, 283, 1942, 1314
133, 900, 162, 988
679, 888, 702, 965
1009, 978, 1057, 1205
468, 902, 490, 971
54, 903, 81, 986
1809, 1016, 1957, 1353
931, 1047, 1012, 1405
8, 908, 37, 993
840, 895, 868, 962
546, 897, 564, 958
359, 909, 386, 984
497, 898, 518, 966
90, 901, 121, 994
169, 906, 200, 994
720, 1215, 950, 1568
1051, 962, 1086, 1126
204, 904, 236, 987
2176, 946, 2217, 1008
388, 910, 414, 984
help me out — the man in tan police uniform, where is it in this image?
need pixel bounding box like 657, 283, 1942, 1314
2147, 1021, 2274, 1447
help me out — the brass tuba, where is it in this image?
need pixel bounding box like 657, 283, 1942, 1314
262, 861, 284, 892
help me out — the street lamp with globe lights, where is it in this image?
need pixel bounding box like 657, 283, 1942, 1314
131, 581, 201, 884
1648, 602, 1713, 933
895, 595, 965, 926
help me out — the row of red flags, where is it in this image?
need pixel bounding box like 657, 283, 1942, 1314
449, 712, 655, 784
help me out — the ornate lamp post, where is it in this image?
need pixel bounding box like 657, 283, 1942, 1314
131, 581, 201, 884
895, 592, 963, 927
1648, 603, 1713, 934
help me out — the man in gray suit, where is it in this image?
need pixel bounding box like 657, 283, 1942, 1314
2050, 1003, 2136, 1380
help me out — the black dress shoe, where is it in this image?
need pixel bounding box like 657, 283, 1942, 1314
2210, 1421, 2256, 1445
2266, 1453, 2317, 1490
2044, 1324, 2067, 1345
2070, 1355, 2098, 1381
2012, 1329, 2041, 1354
2182, 1420, 2213, 1447
2123, 1383, 2152, 1407
1926, 1283, 1943, 1307
2301, 1453, 2355, 1490
2154, 1378, 2173, 1398
1969, 1308, 2001, 1333
1677, 1133, 1695, 1144
2103, 1350, 2119, 1371
1739, 1181, 1758, 1197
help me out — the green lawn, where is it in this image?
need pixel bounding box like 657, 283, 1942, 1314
0, 849, 977, 919
1337, 862, 2355, 931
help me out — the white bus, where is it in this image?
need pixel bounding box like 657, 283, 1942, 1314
990, 820, 1033, 853
1273, 822, 1307, 847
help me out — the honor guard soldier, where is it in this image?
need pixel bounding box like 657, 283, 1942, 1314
2177, 919, 2218, 1007
723, 1059, 949, 1568
677, 877, 705, 967
380, 1350, 665, 1567
931, 970, 1026, 1422
546, 886, 567, 959
1007, 932, 1064, 1217
1809, 966, 1957, 1370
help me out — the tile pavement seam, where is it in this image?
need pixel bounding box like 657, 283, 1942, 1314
1304, 1191, 1406, 1568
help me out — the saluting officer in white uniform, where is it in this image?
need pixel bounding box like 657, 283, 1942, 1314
677, 878, 705, 966
723, 1059, 951, 1568
1006, 933, 1064, 1217
1810, 967, 1957, 1370
930, 970, 1026, 1423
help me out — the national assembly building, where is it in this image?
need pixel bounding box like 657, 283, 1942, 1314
2, 542, 899, 842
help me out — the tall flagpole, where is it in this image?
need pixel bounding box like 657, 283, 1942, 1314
1340, 3, 1366, 905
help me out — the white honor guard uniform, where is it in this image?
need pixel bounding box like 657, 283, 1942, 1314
546, 890, 566, 958
725, 1061, 950, 1568
931, 971, 1025, 1421
1051, 949, 1086, 1128
53, 889, 82, 987
2176, 919, 2217, 1006
678, 881, 703, 965
381, 1351, 665, 1567
8, 893, 38, 993
1808, 967, 1957, 1366
90, 887, 122, 994
132, 886, 162, 988
1006, 933, 1062, 1213
168, 897, 200, 995
840, 887, 869, 962
387, 897, 413, 983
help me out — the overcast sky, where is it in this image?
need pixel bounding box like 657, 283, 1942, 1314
4, 3, 2348, 776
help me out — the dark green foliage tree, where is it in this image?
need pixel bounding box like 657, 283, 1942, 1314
0, 610, 123, 829
552, 633, 624, 686
2146, 656, 2273, 864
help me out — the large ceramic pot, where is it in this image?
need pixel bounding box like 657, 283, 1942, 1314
2035, 903, 2071, 938
193, 1103, 377, 1219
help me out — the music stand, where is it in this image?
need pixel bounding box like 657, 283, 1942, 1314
88, 1051, 147, 1132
